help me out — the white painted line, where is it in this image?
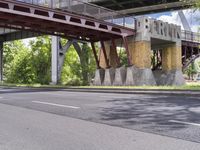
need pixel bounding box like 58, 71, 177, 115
100, 96, 131, 99
32, 101, 80, 109
169, 120, 200, 127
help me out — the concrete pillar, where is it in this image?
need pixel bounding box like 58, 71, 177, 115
93, 69, 105, 85
155, 43, 185, 86
125, 17, 156, 86
51, 36, 73, 84
51, 36, 59, 84
125, 39, 156, 86
0, 42, 3, 81
162, 44, 182, 71
130, 40, 151, 69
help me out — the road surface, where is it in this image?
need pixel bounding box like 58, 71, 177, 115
0, 87, 200, 149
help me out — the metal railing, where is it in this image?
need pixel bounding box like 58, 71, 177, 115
181, 30, 200, 43
15, 0, 136, 29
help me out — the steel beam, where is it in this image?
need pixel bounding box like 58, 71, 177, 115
0, 30, 41, 42
111, 39, 120, 66
0, 0, 135, 42
116, 2, 194, 16
91, 42, 100, 69
100, 41, 109, 68
122, 36, 131, 66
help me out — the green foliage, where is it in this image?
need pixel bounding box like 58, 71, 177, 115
61, 43, 96, 85
4, 40, 35, 84
195, 0, 200, 7
61, 45, 82, 85
29, 36, 51, 84
180, 0, 200, 7
3, 36, 96, 85
184, 61, 199, 80
118, 48, 128, 66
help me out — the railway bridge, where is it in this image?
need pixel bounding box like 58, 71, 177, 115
0, 0, 199, 86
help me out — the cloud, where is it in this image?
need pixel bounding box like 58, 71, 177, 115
156, 9, 200, 32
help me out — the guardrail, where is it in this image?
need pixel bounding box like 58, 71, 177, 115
181, 30, 200, 43
15, 0, 135, 29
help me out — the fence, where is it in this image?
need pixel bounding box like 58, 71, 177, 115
15, 0, 135, 29
181, 30, 200, 43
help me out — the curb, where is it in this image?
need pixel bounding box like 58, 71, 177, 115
60, 88, 200, 96
1, 85, 200, 96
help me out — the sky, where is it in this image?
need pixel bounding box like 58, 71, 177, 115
147, 9, 200, 32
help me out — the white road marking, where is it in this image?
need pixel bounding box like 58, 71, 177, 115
100, 96, 131, 99
169, 120, 200, 127
32, 101, 80, 109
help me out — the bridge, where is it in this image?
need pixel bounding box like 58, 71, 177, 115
88, 0, 195, 15
0, 0, 199, 86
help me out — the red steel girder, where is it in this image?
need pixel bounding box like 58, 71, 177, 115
0, 0, 135, 42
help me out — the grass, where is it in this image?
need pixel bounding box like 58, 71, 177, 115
1, 82, 200, 90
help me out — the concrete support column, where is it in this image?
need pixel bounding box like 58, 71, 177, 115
125, 38, 156, 86
155, 43, 185, 86
130, 40, 151, 69
51, 36, 59, 84
51, 36, 72, 84
162, 44, 182, 71
0, 42, 3, 81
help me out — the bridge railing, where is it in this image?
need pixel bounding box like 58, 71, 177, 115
15, 0, 136, 29
181, 30, 200, 43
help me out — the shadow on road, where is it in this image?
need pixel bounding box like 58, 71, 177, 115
99, 95, 200, 132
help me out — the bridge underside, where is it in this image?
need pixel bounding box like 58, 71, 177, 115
89, 0, 194, 15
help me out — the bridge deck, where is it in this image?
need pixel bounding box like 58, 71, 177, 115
89, 0, 194, 15
0, 0, 135, 42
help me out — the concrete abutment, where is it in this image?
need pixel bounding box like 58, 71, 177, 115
93, 16, 185, 86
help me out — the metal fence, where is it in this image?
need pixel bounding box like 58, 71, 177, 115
15, 0, 135, 29
182, 30, 200, 43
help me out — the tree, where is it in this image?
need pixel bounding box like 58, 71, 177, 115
185, 61, 199, 80
61, 42, 96, 85
180, 0, 200, 8
3, 36, 96, 85
29, 36, 51, 84
3, 40, 35, 84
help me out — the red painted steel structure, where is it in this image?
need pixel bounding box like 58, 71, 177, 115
0, 0, 135, 42
181, 31, 200, 70
0, 0, 135, 68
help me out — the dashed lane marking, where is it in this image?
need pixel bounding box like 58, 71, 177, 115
32, 101, 80, 109
169, 120, 200, 127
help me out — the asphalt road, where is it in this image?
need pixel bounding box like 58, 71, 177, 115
1, 87, 200, 149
